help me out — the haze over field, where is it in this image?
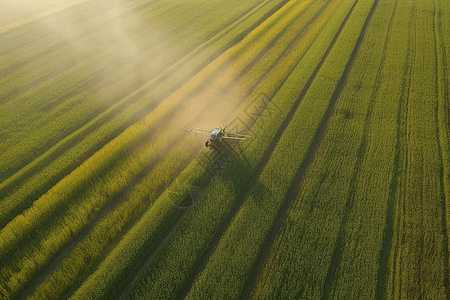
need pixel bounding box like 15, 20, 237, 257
1, 0, 449, 299
1, 0, 84, 30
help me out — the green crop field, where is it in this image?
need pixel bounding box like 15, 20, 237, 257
1, 0, 449, 299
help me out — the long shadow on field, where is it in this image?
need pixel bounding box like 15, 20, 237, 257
319, 0, 380, 298
372, 0, 400, 298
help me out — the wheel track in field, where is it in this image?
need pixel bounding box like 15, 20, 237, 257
432, 0, 450, 296
8, 1, 295, 297
172, 1, 359, 298
373, 0, 402, 298
389, 2, 415, 296
0, 0, 286, 228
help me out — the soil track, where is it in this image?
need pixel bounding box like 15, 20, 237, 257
388, 1, 415, 296
433, 0, 450, 295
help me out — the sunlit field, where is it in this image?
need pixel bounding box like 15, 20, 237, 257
1, 0, 449, 299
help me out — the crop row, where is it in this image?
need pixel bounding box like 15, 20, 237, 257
251, 0, 450, 299
69, 159, 208, 299
434, 0, 450, 291
249, 0, 402, 297
388, 0, 449, 298
0, 126, 179, 298
68, 0, 344, 298
0, 0, 292, 262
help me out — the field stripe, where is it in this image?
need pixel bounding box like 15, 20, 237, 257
0, 0, 301, 297
21, 140, 198, 300
434, 0, 450, 295
0, 0, 223, 180
0, 0, 248, 175
390, 0, 448, 297
388, 2, 415, 297
373, 0, 402, 297
1, 0, 288, 250
0, 0, 280, 188
0, 0, 90, 33
247, 0, 379, 297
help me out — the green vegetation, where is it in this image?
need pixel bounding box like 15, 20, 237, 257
29, 145, 189, 300
387, 0, 450, 297
1, 0, 449, 299
70, 160, 207, 300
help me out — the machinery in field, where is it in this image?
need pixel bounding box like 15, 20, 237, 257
182, 126, 251, 149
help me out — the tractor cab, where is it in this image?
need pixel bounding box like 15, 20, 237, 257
210, 128, 222, 142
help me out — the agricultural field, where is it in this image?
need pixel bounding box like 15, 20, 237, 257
0, 0, 449, 299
